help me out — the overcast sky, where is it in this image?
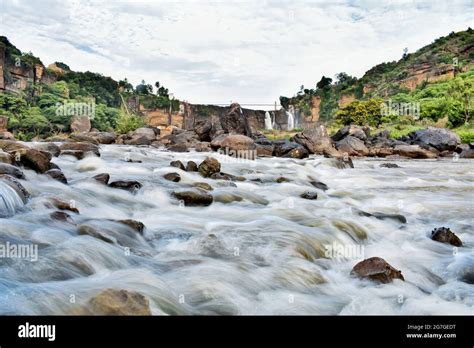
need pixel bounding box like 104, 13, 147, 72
0, 0, 473, 107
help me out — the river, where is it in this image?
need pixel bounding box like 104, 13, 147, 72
0, 144, 472, 315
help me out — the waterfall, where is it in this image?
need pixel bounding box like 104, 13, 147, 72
264, 111, 273, 130
271, 112, 276, 129
0, 181, 25, 218
286, 111, 295, 131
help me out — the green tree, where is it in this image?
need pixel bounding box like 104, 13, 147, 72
336, 98, 385, 127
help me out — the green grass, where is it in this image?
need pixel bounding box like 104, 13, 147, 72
385, 124, 425, 139
453, 125, 474, 143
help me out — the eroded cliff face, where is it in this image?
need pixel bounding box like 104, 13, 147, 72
0, 47, 55, 93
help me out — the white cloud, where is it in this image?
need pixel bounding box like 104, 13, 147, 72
1, 0, 473, 107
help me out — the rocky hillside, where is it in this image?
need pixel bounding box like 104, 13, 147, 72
284, 28, 474, 123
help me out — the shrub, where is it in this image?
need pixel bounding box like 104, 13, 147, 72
115, 110, 145, 134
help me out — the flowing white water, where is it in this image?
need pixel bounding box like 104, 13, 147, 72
286, 111, 295, 131
265, 112, 273, 130
0, 181, 25, 218
0, 145, 472, 315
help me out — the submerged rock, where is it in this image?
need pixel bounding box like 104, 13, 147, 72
77, 224, 115, 244
198, 157, 221, 177
87, 289, 151, 315
92, 173, 110, 185
210, 172, 245, 181
276, 177, 290, 183
351, 257, 404, 283
0, 175, 29, 217
47, 197, 79, 214
0, 174, 30, 203
431, 227, 462, 247
300, 191, 318, 200
309, 179, 329, 191
380, 163, 400, 168
354, 208, 407, 223
50, 211, 75, 224
163, 172, 181, 182
172, 188, 213, 206
192, 182, 213, 191
109, 180, 143, 193
116, 219, 145, 235
45, 168, 68, 184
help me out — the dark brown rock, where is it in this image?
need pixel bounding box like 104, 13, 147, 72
0, 163, 25, 179
186, 161, 198, 172
109, 180, 142, 193
431, 227, 462, 247
172, 188, 213, 206
300, 191, 318, 200
45, 168, 68, 184
198, 157, 221, 177
163, 172, 181, 182
116, 219, 145, 235
351, 257, 404, 283
92, 173, 110, 185
50, 211, 75, 224
170, 160, 185, 170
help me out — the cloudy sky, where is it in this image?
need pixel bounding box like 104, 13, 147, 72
1, 0, 473, 107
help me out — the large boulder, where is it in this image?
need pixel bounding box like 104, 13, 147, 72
335, 135, 369, 157
293, 126, 339, 156
393, 144, 437, 159
19, 149, 52, 173
194, 120, 212, 141
198, 157, 221, 177
131, 127, 157, 142
273, 140, 309, 159
407, 127, 460, 152
220, 103, 252, 136
351, 257, 404, 283
332, 125, 369, 141
70, 115, 91, 133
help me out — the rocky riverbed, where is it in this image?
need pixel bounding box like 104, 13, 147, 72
0, 138, 472, 315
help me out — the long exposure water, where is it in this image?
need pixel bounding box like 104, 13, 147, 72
0, 144, 472, 315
